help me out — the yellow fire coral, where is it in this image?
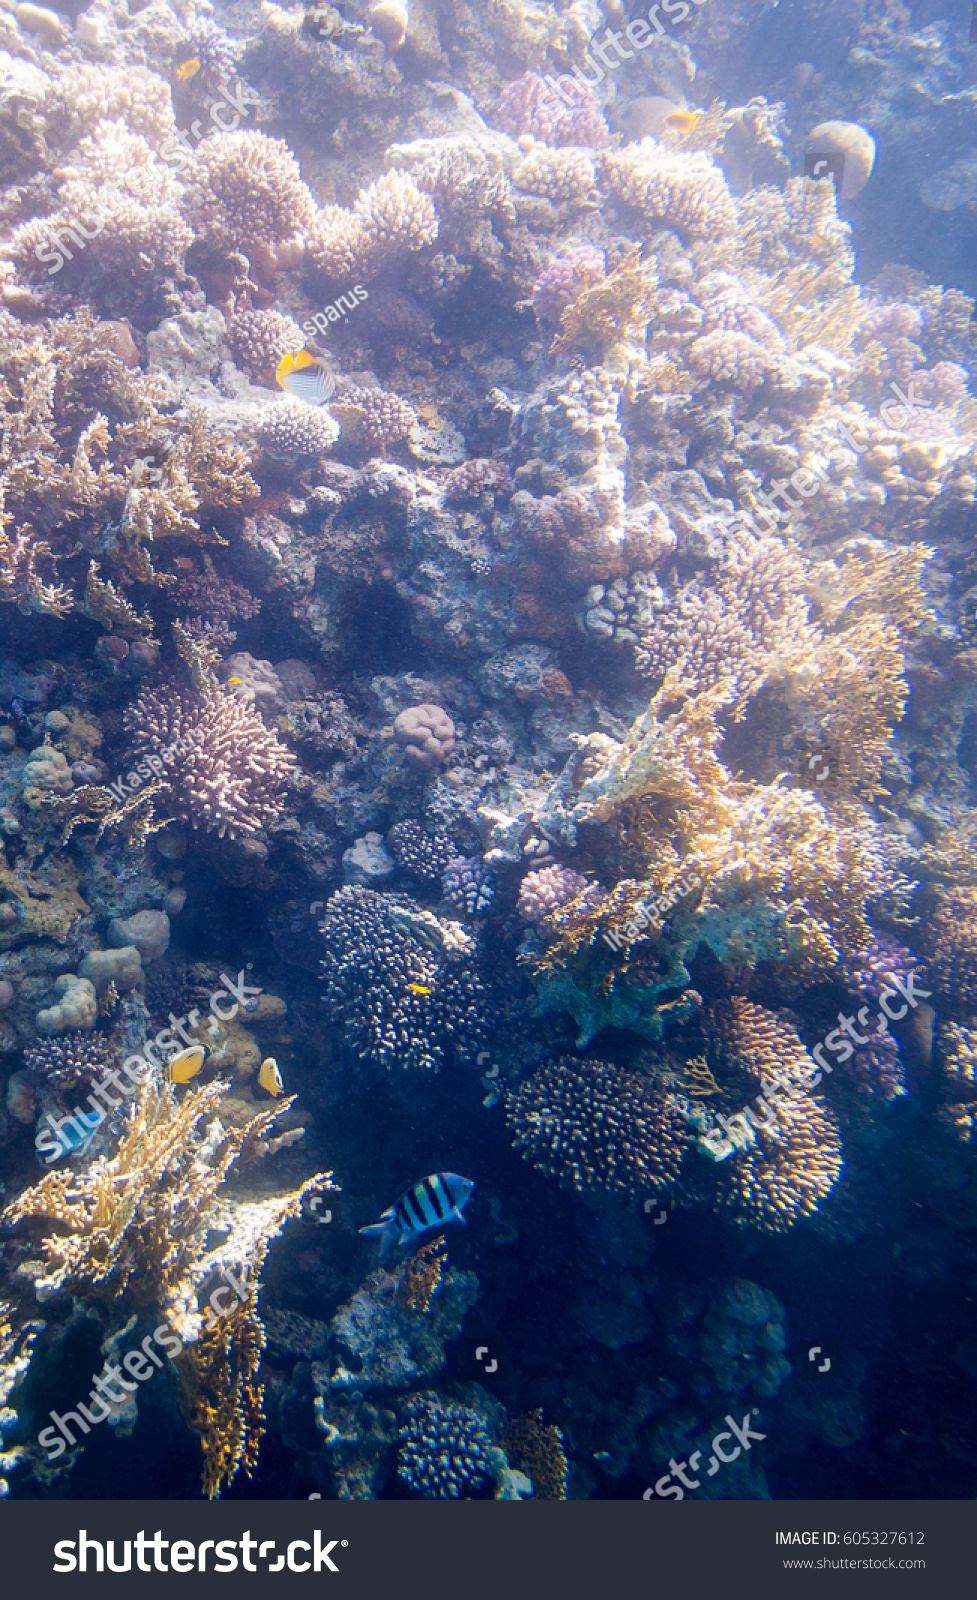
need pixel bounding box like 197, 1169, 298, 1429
502, 1409, 569, 1500
2, 1078, 333, 1333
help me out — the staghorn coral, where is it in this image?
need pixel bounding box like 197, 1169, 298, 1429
501, 1409, 568, 1500
397, 1392, 494, 1499
603, 145, 736, 238
506, 1057, 691, 1200
318, 885, 490, 1072
180, 131, 317, 251
124, 685, 296, 838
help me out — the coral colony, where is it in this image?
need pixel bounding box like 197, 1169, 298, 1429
0, 0, 974, 1510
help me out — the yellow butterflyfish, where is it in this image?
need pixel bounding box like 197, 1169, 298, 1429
258, 1056, 284, 1097
176, 58, 201, 81
167, 1045, 207, 1084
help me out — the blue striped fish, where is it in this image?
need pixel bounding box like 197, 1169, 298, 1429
359, 1172, 474, 1257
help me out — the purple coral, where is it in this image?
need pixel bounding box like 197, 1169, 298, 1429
531, 247, 605, 326
441, 856, 494, 916
912, 362, 969, 407
849, 1032, 908, 1101
854, 303, 923, 348
493, 73, 608, 149
517, 864, 588, 925
840, 933, 918, 1004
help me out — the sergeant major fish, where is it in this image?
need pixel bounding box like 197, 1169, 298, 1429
359, 1172, 474, 1257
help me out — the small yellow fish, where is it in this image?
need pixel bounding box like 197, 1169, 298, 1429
167, 1045, 207, 1084
227, 676, 243, 685
258, 1056, 284, 1097
407, 983, 432, 996
176, 58, 201, 81
665, 110, 700, 134
276, 349, 336, 408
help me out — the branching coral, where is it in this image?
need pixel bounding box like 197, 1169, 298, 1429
181, 131, 317, 250
398, 1392, 495, 1498
319, 885, 491, 1072
634, 536, 817, 716
124, 685, 296, 838
921, 887, 977, 1006
2, 1078, 333, 1334
501, 1409, 568, 1500
689, 1000, 845, 1233
306, 171, 438, 280
0, 481, 71, 616
506, 1057, 691, 1199
603, 145, 736, 238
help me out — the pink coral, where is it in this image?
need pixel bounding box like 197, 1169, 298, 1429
124, 684, 295, 838
531, 247, 605, 326
493, 73, 608, 149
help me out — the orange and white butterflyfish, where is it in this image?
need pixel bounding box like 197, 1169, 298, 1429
664, 110, 700, 134
176, 58, 201, 81
258, 1056, 284, 1097
276, 350, 336, 407
166, 1045, 208, 1084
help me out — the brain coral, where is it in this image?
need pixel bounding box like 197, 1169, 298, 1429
124, 685, 296, 838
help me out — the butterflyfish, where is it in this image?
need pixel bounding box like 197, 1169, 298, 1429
166, 1045, 207, 1084
176, 58, 201, 80
276, 349, 337, 407
664, 110, 700, 134
359, 1172, 474, 1258
258, 1056, 284, 1097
